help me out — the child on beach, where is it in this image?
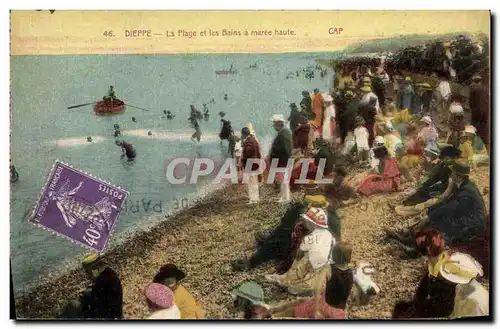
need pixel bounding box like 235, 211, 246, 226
144, 283, 181, 319
354, 116, 370, 163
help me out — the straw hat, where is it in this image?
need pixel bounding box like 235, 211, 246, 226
82, 253, 99, 265
373, 136, 385, 147
439, 252, 483, 284
344, 90, 355, 99
404, 76, 412, 82
416, 82, 432, 90
463, 125, 477, 135
323, 94, 333, 102
270, 114, 285, 122
303, 195, 329, 208
145, 283, 175, 309
230, 281, 269, 308
449, 103, 464, 114
301, 207, 329, 228
360, 86, 372, 93
420, 116, 433, 125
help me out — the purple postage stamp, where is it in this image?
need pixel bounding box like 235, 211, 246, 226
29, 161, 129, 253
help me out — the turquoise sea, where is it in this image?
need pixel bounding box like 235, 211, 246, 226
10, 52, 337, 295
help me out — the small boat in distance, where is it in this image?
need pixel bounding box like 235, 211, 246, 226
94, 99, 126, 115
216, 64, 237, 75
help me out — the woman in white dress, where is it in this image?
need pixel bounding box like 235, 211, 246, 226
322, 94, 336, 143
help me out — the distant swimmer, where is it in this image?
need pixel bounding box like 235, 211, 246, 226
148, 131, 153, 136
224, 94, 228, 101
103, 85, 116, 102
189, 116, 202, 142
219, 117, 234, 145
116, 140, 136, 161
87, 136, 93, 143
209, 97, 216, 105
113, 124, 121, 137
219, 111, 226, 118
10, 164, 19, 183
167, 112, 175, 120
203, 104, 209, 121
132, 117, 137, 123
190, 105, 203, 120
296, 70, 300, 77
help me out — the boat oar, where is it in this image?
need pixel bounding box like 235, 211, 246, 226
67, 102, 97, 109
126, 103, 150, 112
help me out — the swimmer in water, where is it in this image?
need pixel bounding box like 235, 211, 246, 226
148, 131, 153, 136
218, 111, 226, 118
203, 104, 209, 121
10, 164, 19, 183
87, 136, 93, 143
115, 140, 136, 161
224, 94, 228, 101
113, 124, 121, 138
189, 115, 202, 142
167, 112, 175, 120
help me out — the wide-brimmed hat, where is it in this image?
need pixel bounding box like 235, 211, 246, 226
270, 114, 285, 122
301, 207, 329, 228
424, 145, 440, 157
82, 253, 100, 265
362, 76, 371, 83
360, 86, 372, 93
439, 252, 483, 284
472, 74, 482, 81
373, 136, 385, 147
420, 116, 433, 125
230, 281, 269, 308
416, 82, 432, 90
303, 195, 329, 209
323, 94, 333, 102
344, 90, 355, 99
155, 264, 187, 282
449, 103, 464, 114
462, 125, 477, 135
452, 160, 470, 176
145, 283, 175, 309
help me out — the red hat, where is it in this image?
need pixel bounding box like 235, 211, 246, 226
301, 207, 328, 228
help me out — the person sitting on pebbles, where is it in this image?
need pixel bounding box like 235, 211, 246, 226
265, 207, 335, 296
153, 264, 206, 319
230, 281, 271, 319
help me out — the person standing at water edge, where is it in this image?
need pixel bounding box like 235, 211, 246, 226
322, 94, 336, 143
311, 88, 324, 138
116, 140, 136, 161
241, 127, 262, 204
269, 114, 292, 203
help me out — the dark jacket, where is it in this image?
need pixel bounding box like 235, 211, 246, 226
469, 82, 490, 145
293, 123, 310, 149
325, 265, 354, 310
300, 96, 313, 119
288, 109, 302, 132
427, 179, 487, 244
241, 135, 261, 171
81, 268, 123, 319
270, 128, 292, 167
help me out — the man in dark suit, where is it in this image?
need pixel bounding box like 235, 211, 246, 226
269, 115, 293, 203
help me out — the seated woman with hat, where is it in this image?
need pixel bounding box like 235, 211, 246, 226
270, 242, 353, 319
264, 207, 335, 296
230, 280, 271, 319
144, 283, 181, 319
459, 125, 489, 167
355, 139, 401, 196
417, 116, 439, 150
153, 264, 206, 319
441, 252, 489, 318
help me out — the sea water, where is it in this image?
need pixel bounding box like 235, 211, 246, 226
10, 53, 337, 295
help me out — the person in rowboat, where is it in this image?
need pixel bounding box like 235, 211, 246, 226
115, 140, 136, 161
103, 86, 116, 102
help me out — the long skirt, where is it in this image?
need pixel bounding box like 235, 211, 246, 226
247, 175, 260, 202
275, 255, 331, 295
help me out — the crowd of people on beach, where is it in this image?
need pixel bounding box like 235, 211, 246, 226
55, 35, 490, 320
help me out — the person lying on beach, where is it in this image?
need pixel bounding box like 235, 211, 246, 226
144, 283, 181, 319
153, 264, 206, 319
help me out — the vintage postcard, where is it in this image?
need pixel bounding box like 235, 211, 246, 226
10, 10, 491, 320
